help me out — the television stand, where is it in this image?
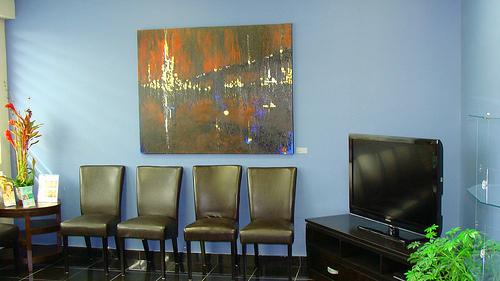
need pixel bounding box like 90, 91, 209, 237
306, 214, 419, 281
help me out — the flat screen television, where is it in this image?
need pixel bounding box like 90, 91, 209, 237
349, 134, 443, 237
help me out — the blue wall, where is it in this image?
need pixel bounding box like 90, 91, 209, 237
6, 0, 461, 256
462, 0, 500, 239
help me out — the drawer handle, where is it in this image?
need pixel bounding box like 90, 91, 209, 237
327, 266, 339, 275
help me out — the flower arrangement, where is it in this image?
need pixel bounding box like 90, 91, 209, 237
3, 103, 42, 188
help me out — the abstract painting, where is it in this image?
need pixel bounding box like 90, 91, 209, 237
137, 23, 293, 154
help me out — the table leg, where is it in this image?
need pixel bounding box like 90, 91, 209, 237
24, 214, 33, 272
56, 209, 62, 250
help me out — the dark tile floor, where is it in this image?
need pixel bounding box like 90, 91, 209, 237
0, 251, 312, 281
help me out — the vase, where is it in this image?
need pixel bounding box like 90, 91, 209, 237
15, 185, 35, 207
14, 187, 22, 206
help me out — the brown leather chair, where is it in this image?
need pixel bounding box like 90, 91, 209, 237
0, 223, 19, 272
184, 165, 242, 279
240, 167, 297, 281
61, 165, 125, 275
117, 166, 183, 279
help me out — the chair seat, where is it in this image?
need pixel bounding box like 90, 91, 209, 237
240, 219, 293, 244
61, 214, 119, 237
117, 215, 177, 240
184, 217, 237, 242
0, 223, 18, 242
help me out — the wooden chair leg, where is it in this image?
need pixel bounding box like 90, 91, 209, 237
288, 244, 293, 281
115, 235, 121, 260
241, 243, 247, 279
13, 237, 20, 273
63, 235, 69, 274
160, 240, 166, 279
102, 237, 109, 275
119, 237, 126, 276
142, 239, 151, 265
234, 241, 238, 268
254, 243, 259, 269
231, 241, 236, 279
200, 241, 207, 274
186, 240, 192, 280
172, 237, 179, 263
84, 236, 92, 260
172, 237, 181, 273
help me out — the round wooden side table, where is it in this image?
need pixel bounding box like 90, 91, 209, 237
0, 202, 61, 272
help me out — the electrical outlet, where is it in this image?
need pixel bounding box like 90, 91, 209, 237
296, 147, 308, 154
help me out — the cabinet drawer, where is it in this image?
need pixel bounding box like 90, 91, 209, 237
309, 248, 376, 281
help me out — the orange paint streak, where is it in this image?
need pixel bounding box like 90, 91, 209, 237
185, 98, 216, 123
141, 99, 165, 124
137, 30, 166, 84
200, 32, 224, 74
262, 24, 292, 57
138, 24, 292, 83
224, 29, 241, 66
222, 98, 256, 127
137, 31, 152, 83
170, 29, 192, 79
280, 24, 292, 49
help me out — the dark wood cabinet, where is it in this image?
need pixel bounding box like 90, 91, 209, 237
306, 214, 419, 281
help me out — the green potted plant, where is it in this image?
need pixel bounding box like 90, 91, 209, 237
3, 102, 42, 205
406, 225, 500, 281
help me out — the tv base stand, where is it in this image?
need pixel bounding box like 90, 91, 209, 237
357, 225, 405, 244
306, 214, 419, 281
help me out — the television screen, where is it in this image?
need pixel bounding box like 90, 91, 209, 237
349, 134, 442, 235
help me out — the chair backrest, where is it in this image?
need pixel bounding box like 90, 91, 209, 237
247, 167, 297, 222
137, 166, 183, 219
80, 165, 125, 217
193, 165, 242, 221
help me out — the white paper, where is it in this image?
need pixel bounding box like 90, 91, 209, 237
37, 174, 59, 203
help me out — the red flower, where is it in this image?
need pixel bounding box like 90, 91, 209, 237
8, 119, 15, 126
4, 130, 14, 146
4, 103, 16, 112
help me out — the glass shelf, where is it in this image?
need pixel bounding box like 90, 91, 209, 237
468, 184, 500, 209
466, 114, 500, 280
468, 113, 500, 120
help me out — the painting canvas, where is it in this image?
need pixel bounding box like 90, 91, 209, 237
137, 23, 293, 154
